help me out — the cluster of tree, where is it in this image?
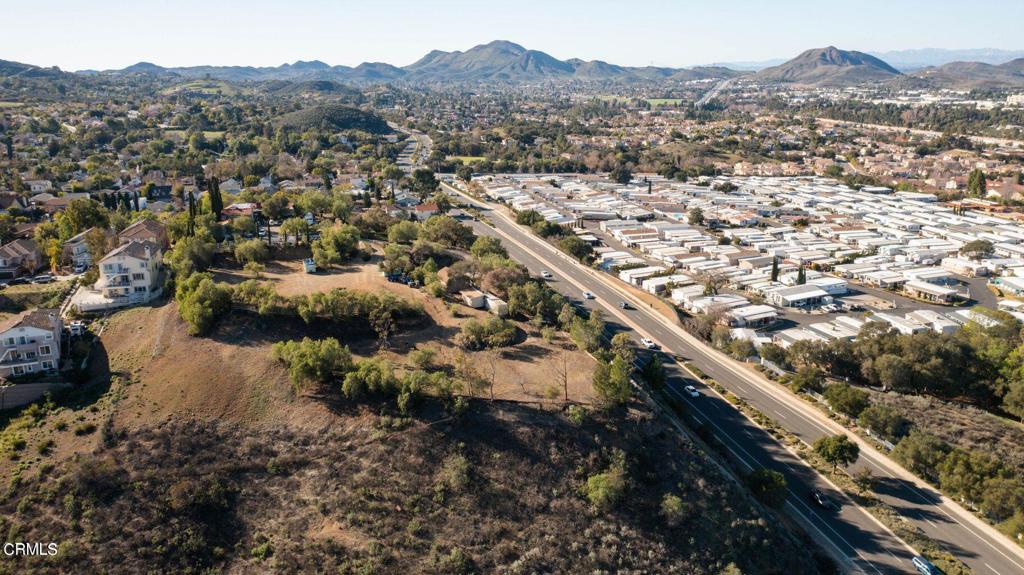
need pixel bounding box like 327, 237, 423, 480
271, 338, 429, 415
175, 272, 232, 336
763, 310, 1024, 416
799, 99, 1024, 139
893, 431, 1024, 526
514, 209, 566, 238
458, 317, 517, 350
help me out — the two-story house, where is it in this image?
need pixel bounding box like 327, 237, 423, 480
94, 240, 163, 305
0, 239, 43, 280
117, 219, 169, 250
0, 309, 62, 378
62, 228, 108, 272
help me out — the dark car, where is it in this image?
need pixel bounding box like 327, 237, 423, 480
912, 556, 941, 575
809, 490, 835, 510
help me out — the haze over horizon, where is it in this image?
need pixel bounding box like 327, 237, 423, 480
6, 0, 1024, 71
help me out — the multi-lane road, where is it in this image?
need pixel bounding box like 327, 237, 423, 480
443, 181, 1024, 575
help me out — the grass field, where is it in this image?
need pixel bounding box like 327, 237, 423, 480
0, 102, 24, 108
646, 98, 683, 107
164, 129, 226, 140
446, 155, 487, 164
160, 80, 244, 97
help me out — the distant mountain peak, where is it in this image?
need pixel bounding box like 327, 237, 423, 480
755, 46, 901, 86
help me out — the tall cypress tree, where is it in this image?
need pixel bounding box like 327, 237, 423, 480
770, 257, 779, 282
209, 176, 223, 220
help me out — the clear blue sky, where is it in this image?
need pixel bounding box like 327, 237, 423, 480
7, 0, 1023, 70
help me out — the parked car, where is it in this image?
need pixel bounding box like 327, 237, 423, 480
73, 264, 87, 274
640, 338, 657, 349
582, 291, 595, 300
6, 277, 28, 286
683, 385, 700, 398
32, 274, 55, 284
911, 556, 941, 575
69, 320, 87, 337
809, 490, 835, 510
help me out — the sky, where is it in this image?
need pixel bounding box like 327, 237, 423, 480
6, 0, 1024, 71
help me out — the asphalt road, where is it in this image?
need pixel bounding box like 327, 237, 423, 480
446, 183, 1024, 575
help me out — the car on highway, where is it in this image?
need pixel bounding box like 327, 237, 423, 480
911, 556, 941, 575
618, 301, 631, 309
683, 385, 700, 398
640, 338, 657, 349
582, 291, 595, 299
540, 270, 552, 279
809, 490, 835, 510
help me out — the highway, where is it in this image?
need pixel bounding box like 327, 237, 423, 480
444, 181, 1024, 575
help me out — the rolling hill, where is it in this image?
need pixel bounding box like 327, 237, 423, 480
755, 46, 902, 86
912, 58, 1024, 89
273, 104, 389, 133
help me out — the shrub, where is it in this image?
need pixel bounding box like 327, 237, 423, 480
342, 357, 400, 399
823, 383, 870, 418
175, 273, 232, 336
660, 493, 688, 527
458, 317, 516, 350
73, 423, 97, 436
233, 239, 269, 264
857, 404, 910, 442
583, 451, 629, 511
272, 337, 355, 388
746, 468, 787, 508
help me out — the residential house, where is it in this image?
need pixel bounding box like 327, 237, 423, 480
0, 239, 43, 279
62, 228, 103, 271
94, 240, 163, 306
0, 309, 62, 378
118, 219, 169, 249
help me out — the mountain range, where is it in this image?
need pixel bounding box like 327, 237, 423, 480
3, 41, 1024, 88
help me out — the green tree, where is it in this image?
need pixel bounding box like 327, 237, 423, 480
387, 220, 420, 244
687, 207, 704, 226
312, 224, 360, 268
583, 450, 628, 510
175, 273, 232, 336
813, 434, 860, 472
456, 164, 473, 182
892, 431, 949, 483
263, 192, 291, 221
280, 217, 310, 245
420, 215, 474, 248
823, 383, 870, 418
272, 337, 354, 389
470, 236, 507, 259
967, 168, 987, 196
770, 257, 779, 282
960, 239, 993, 260
641, 354, 667, 390
857, 404, 910, 441
410, 168, 439, 198
558, 235, 593, 261
234, 239, 269, 264
609, 164, 632, 185
208, 176, 223, 219
746, 468, 787, 508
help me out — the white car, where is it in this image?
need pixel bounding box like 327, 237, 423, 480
640, 338, 657, 349
541, 270, 553, 279
683, 385, 700, 398
582, 291, 595, 300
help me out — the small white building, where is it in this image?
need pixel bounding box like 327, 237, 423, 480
766, 285, 832, 308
